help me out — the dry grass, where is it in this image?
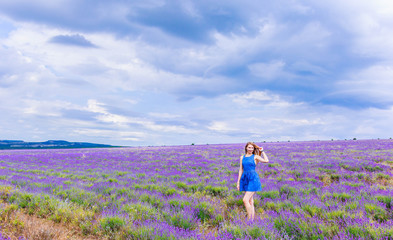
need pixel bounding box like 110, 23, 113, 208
0, 203, 100, 240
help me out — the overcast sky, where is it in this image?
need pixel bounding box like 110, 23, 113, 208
1, 0, 393, 146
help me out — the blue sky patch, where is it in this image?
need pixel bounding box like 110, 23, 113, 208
49, 34, 97, 48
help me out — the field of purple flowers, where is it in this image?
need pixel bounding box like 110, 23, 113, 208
1, 139, 393, 239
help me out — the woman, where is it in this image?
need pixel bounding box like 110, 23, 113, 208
236, 142, 269, 221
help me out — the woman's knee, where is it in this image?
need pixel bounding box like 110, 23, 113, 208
243, 196, 251, 204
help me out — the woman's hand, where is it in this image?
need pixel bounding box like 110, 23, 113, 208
236, 182, 240, 191
259, 147, 264, 152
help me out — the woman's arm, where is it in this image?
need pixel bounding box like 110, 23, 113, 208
236, 156, 243, 190
256, 147, 269, 163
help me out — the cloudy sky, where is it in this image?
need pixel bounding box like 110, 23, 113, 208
1, 0, 393, 146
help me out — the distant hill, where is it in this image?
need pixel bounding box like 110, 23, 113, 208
0, 140, 116, 150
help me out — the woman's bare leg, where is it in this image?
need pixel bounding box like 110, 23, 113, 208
249, 195, 255, 220
243, 191, 255, 220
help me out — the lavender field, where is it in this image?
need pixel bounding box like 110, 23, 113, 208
1, 139, 393, 239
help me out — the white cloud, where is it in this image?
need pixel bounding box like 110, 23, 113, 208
148, 112, 181, 119
229, 90, 295, 108
72, 129, 145, 142
335, 64, 393, 102
87, 99, 107, 114
22, 99, 72, 117
84, 99, 198, 134
3, 23, 237, 98
208, 121, 237, 133
248, 60, 287, 80
311, 0, 393, 59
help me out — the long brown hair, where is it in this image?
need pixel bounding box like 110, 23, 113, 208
244, 142, 261, 156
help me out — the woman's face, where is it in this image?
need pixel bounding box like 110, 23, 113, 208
246, 144, 254, 153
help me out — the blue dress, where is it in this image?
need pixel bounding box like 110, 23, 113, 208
239, 154, 262, 192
